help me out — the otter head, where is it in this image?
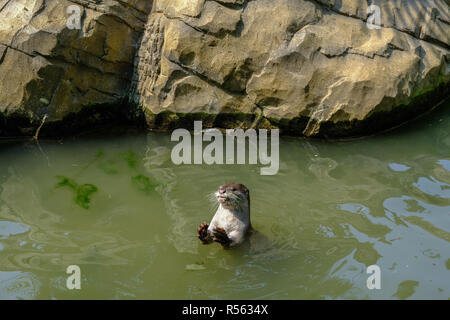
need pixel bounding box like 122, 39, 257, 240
215, 183, 250, 210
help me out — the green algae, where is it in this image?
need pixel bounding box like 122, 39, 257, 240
55, 176, 98, 209
98, 159, 119, 174
89, 150, 156, 196
131, 174, 156, 194
95, 149, 105, 158
97, 150, 137, 174
121, 151, 137, 169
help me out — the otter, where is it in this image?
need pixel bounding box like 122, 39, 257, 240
197, 183, 251, 248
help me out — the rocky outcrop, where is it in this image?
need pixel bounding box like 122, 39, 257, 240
0, 0, 449, 138
132, 0, 450, 137
0, 0, 152, 136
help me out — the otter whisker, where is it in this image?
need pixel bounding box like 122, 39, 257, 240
209, 202, 220, 213
206, 192, 217, 203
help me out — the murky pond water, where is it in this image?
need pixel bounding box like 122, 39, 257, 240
0, 102, 449, 300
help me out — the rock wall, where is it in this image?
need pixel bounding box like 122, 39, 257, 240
132, 0, 449, 137
0, 0, 152, 135
0, 0, 449, 137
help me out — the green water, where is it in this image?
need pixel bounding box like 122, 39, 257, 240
0, 102, 449, 300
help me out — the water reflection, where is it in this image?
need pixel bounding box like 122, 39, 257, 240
0, 271, 40, 299
389, 163, 411, 172
414, 176, 450, 199
0, 220, 30, 239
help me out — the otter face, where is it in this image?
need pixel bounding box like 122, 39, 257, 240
215, 183, 249, 209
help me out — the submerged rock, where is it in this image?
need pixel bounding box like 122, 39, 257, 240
0, 0, 449, 138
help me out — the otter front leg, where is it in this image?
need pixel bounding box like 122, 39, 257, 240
212, 227, 232, 248
197, 222, 213, 244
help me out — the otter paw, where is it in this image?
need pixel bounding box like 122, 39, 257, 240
197, 222, 212, 244
213, 227, 231, 248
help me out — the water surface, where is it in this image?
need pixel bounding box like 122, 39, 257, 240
0, 102, 449, 299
